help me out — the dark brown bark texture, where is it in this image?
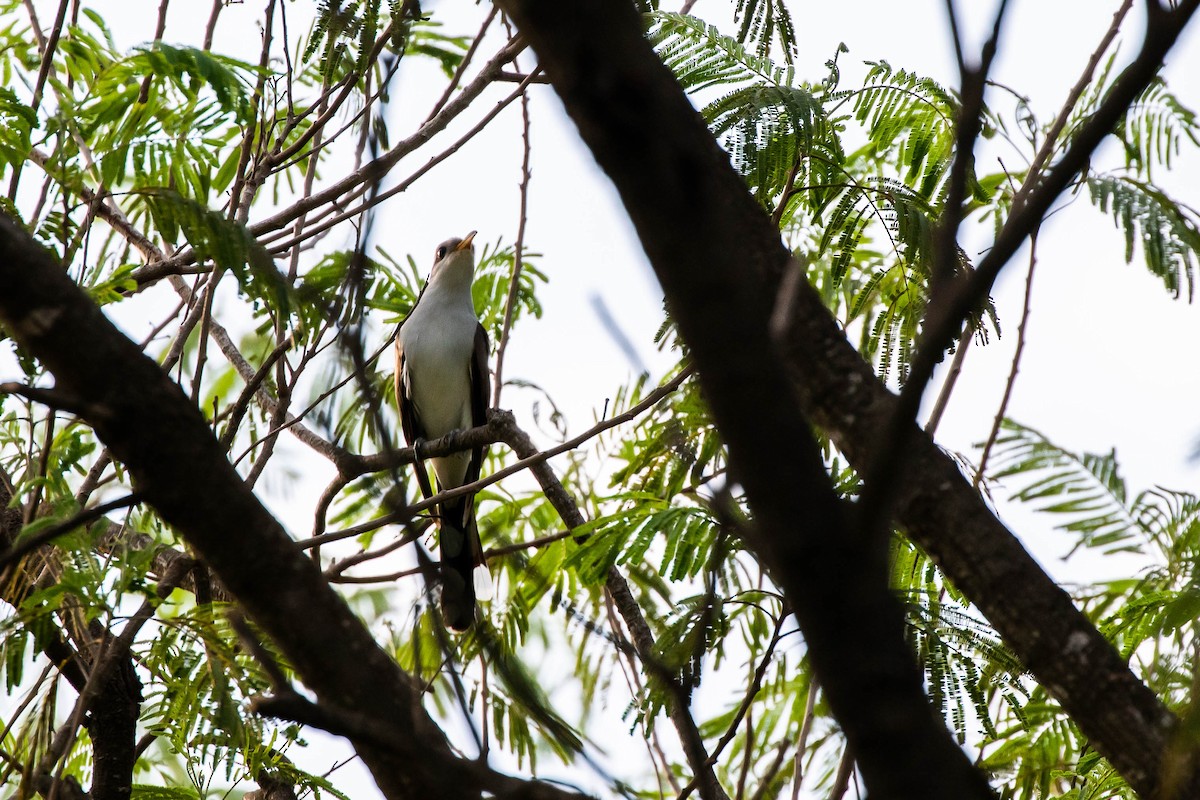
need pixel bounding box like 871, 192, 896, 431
496, 2, 993, 799
494, 0, 1198, 798
0, 213, 587, 800
86, 634, 144, 800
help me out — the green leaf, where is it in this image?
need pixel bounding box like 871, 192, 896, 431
139, 188, 291, 315
1088, 173, 1200, 300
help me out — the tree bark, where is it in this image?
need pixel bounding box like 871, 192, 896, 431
493, 0, 1198, 797
496, 2, 996, 798
0, 213, 588, 800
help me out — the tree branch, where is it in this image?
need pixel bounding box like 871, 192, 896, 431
0, 494, 142, 575
496, 2, 994, 797
0, 212, 589, 800
897, 0, 1200, 466
492, 412, 729, 800
495, 0, 1200, 795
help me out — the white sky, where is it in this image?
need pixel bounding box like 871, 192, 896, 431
7, 0, 1200, 796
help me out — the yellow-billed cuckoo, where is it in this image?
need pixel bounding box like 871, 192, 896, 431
395, 231, 489, 631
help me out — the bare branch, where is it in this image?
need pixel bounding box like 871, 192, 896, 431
493, 71, 534, 407
974, 228, 1040, 486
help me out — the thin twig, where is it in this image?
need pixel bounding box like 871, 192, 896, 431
20, 0, 46, 46
7, 0, 69, 201
710, 612, 785, 764
248, 37, 526, 239
137, 0, 171, 103
790, 680, 819, 800
749, 738, 793, 800
973, 227, 1039, 486
493, 69, 534, 407
203, 0, 223, 50
23, 409, 56, 525
323, 523, 428, 579
943, 0, 966, 75
736, 709, 754, 800
218, 333, 295, 452
484, 528, 574, 558
827, 747, 855, 800
263, 69, 543, 258
266, 21, 398, 170
426, 6, 500, 123
1013, 0, 1134, 210
677, 611, 786, 799
923, 329, 972, 436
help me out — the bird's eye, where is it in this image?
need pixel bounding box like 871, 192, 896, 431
436, 246, 448, 260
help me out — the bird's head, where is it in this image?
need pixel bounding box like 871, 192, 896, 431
429, 230, 477, 288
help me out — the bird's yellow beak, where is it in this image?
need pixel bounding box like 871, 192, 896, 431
456, 231, 477, 251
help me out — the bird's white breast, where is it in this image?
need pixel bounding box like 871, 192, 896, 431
399, 296, 478, 487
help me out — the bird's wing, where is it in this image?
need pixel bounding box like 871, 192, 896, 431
463, 322, 490, 565
465, 321, 490, 485
394, 335, 426, 448
390, 275, 429, 445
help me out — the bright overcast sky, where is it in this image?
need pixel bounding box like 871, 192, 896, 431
10, 0, 1200, 795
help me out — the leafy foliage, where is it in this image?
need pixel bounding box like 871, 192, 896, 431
981, 419, 1200, 793
2, 2, 1200, 800
650, 12, 1000, 381
72, 42, 255, 198
989, 420, 1143, 556
1088, 174, 1200, 300
141, 189, 289, 310
306, 0, 464, 82
732, 0, 798, 63
0, 87, 36, 177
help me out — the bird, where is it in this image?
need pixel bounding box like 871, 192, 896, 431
395, 231, 490, 630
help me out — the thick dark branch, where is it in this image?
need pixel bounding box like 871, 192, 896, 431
0, 213, 587, 800
863, 2, 1200, 570
898, 0, 1200, 462
774, 260, 1192, 796
496, 2, 993, 798
784, 4, 1200, 794
251, 691, 411, 751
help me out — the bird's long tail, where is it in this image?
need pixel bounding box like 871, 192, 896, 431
438, 493, 481, 631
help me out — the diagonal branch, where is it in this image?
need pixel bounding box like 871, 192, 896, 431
890, 0, 1200, 484
495, 2, 994, 798
856, 0, 1010, 550
0, 212, 590, 800
489, 412, 731, 800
